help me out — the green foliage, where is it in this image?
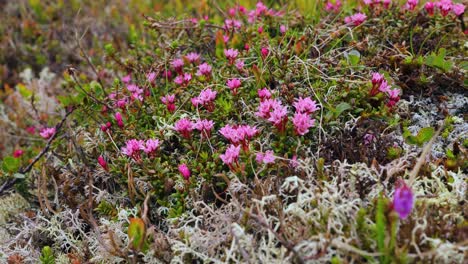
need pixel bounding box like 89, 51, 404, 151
1, 156, 20, 173
404, 127, 435, 147
424, 48, 453, 72
39, 246, 55, 264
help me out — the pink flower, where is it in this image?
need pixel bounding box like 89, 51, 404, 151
382, 0, 391, 9
122, 74, 131, 84
193, 88, 217, 111
261, 47, 269, 58
325, 0, 342, 12
196, 63, 212, 77
143, 139, 160, 155
219, 124, 257, 150
161, 94, 176, 113
425, 2, 435, 15
258, 88, 272, 101
115, 112, 124, 128
224, 19, 242, 30
171, 58, 184, 72
293, 97, 319, 114
147, 72, 157, 83
127, 84, 144, 101
223, 35, 230, 44
392, 182, 414, 219
256, 150, 275, 164
194, 119, 214, 138
40, 127, 56, 139
185, 52, 200, 63
344, 13, 367, 26
378, 80, 391, 93
437, 0, 452, 16
178, 163, 191, 180
363, 133, 375, 145
256, 99, 282, 119
98, 156, 108, 171
227, 78, 242, 95
258, 26, 264, 34
220, 144, 241, 167
452, 3, 465, 16
26, 126, 36, 135
268, 104, 288, 131
224, 48, 239, 64
292, 112, 315, 136
235, 60, 245, 70
371, 72, 385, 86
101, 122, 112, 132
405, 0, 419, 11
387, 88, 400, 99
174, 118, 194, 139
13, 149, 24, 158
280, 25, 287, 35
174, 73, 192, 86
122, 139, 145, 161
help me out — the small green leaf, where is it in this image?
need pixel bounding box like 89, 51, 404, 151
2, 156, 20, 173
39, 246, 55, 264
128, 218, 146, 251
416, 127, 435, 146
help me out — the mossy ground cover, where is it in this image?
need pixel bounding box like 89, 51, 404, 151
0, 0, 467, 263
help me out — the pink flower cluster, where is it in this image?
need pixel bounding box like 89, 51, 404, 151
226, 78, 242, 95
219, 124, 258, 151
161, 94, 176, 113
325, 0, 342, 12
220, 144, 241, 168
224, 19, 242, 31
392, 181, 414, 219
292, 97, 319, 136
174, 118, 194, 139
369, 72, 401, 108
40, 127, 56, 139
257, 88, 272, 101
404, 0, 419, 10
344, 13, 367, 27
194, 119, 215, 138
174, 73, 192, 86
196, 63, 212, 77
425, 0, 465, 16
178, 163, 191, 180
364, 0, 391, 9
191, 88, 217, 111
122, 138, 160, 162
127, 84, 144, 102
224, 48, 239, 64
185, 52, 200, 64
256, 99, 288, 132
256, 150, 275, 164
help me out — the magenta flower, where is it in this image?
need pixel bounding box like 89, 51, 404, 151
127, 84, 144, 101
392, 183, 415, 219
279, 25, 287, 35
185, 52, 200, 63
387, 88, 401, 100
147, 72, 157, 83
372, 72, 385, 85
220, 144, 241, 167
344, 13, 367, 26
227, 78, 242, 95
378, 80, 391, 93
171, 58, 184, 73
261, 47, 269, 58
98, 156, 108, 171
178, 163, 191, 180
219, 124, 257, 151
13, 149, 24, 158
235, 60, 245, 71
292, 112, 315, 136
425, 2, 435, 15
122, 139, 145, 162
101, 122, 112, 132
452, 3, 465, 16
363, 133, 375, 145
115, 112, 124, 128
39, 127, 56, 139
325, 0, 342, 12
174, 73, 192, 86
224, 48, 239, 64
256, 99, 282, 119
436, 0, 452, 16
26, 126, 36, 135
196, 63, 212, 77
174, 118, 194, 139
161, 94, 176, 113
258, 88, 272, 101
382, 0, 391, 9
256, 150, 275, 164
143, 139, 160, 155
405, 0, 419, 11
194, 119, 215, 138
122, 74, 131, 84
268, 104, 288, 131
293, 97, 319, 114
